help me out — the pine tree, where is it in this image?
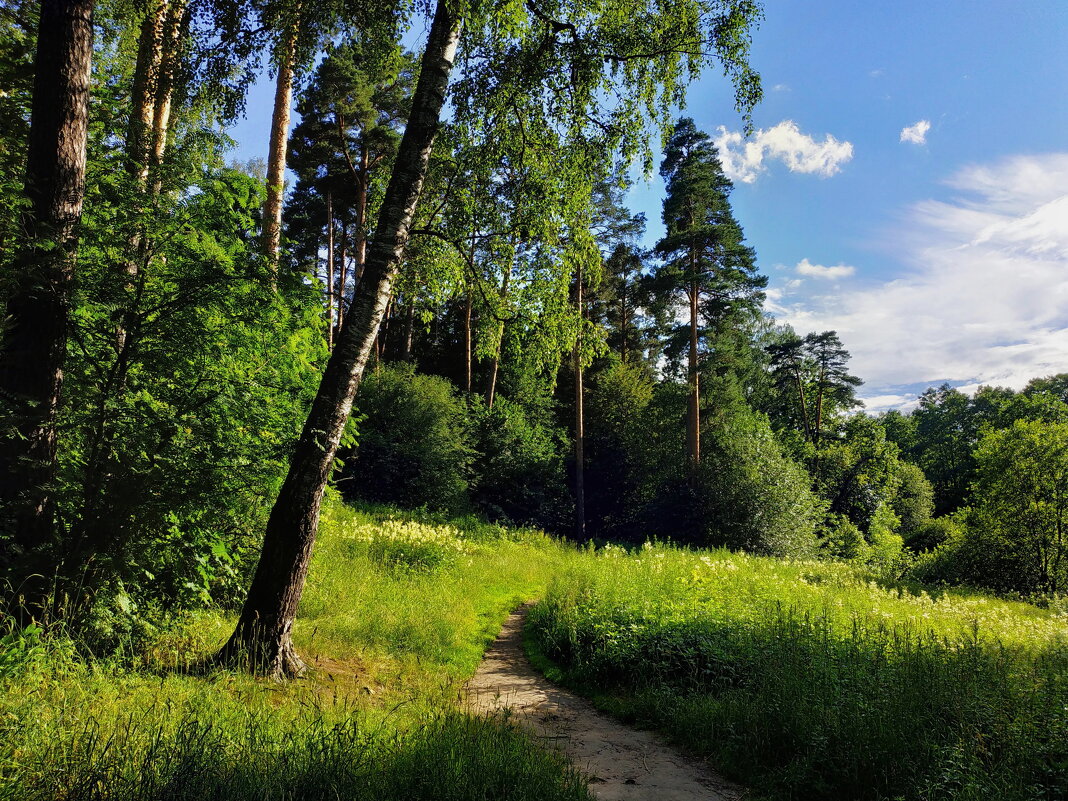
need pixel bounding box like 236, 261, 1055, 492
652, 117, 766, 465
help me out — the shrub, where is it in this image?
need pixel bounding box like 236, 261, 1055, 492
339, 365, 472, 513
697, 407, 822, 558
468, 396, 571, 531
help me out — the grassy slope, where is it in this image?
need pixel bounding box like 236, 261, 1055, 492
527, 545, 1068, 801
2, 499, 1065, 800
0, 495, 590, 801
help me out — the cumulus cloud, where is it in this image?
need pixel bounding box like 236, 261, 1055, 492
900, 119, 931, 145
770, 153, 1068, 408
771, 83, 791, 92
714, 121, 854, 183
795, 258, 855, 279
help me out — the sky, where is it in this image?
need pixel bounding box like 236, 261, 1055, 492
228, 1, 1068, 412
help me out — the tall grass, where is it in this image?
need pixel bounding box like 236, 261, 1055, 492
528, 544, 1068, 801
0, 494, 590, 800
5, 498, 1067, 800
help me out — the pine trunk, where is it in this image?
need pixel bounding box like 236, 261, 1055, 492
0, 0, 94, 573
688, 274, 701, 465
336, 215, 347, 337
261, 21, 298, 270
149, 0, 185, 183
215, 0, 462, 678
574, 265, 585, 539
353, 144, 368, 286
325, 190, 334, 349
126, 0, 165, 181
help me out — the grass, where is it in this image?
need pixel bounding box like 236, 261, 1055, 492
0, 493, 591, 801
527, 543, 1068, 801
3, 499, 1067, 800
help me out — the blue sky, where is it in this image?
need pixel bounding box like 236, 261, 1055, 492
228, 1, 1068, 410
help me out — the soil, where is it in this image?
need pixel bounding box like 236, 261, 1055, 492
466, 609, 746, 801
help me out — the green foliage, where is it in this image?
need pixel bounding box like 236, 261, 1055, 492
56, 158, 324, 622
893, 460, 936, 539
529, 544, 1068, 801
966, 419, 1068, 593
469, 396, 572, 531
697, 406, 822, 557
340, 364, 472, 513
908, 514, 965, 553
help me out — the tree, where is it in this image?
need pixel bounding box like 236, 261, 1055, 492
220, 0, 765, 676
0, 0, 94, 586
652, 117, 765, 465
969, 419, 1068, 593
912, 384, 980, 515
286, 39, 413, 343
764, 328, 861, 450
215, 0, 464, 677
804, 330, 861, 447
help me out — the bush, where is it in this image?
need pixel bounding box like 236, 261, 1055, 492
469, 396, 571, 531
339, 365, 472, 513
697, 407, 822, 558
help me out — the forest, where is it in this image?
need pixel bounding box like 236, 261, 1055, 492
0, 0, 1066, 798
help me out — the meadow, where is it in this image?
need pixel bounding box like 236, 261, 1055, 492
1, 496, 1066, 800
528, 545, 1068, 800
0, 495, 589, 801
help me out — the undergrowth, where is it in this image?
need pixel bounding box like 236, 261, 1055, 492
0, 493, 589, 800
528, 544, 1068, 801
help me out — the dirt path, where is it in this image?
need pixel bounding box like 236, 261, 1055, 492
465, 609, 745, 801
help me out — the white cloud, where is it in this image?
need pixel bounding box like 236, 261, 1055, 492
714, 121, 854, 184
769, 153, 1068, 408
900, 119, 931, 145
772, 83, 791, 92
795, 258, 855, 280
861, 394, 919, 414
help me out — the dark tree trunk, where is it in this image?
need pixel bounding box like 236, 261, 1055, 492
687, 271, 701, 466
485, 263, 511, 409
463, 287, 472, 393
402, 298, 415, 360
793, 366, 812, 443
574, 264, 585, 539
353, 144, 368, 286
325, 190, 334, 349
215, 0, 462, 678
0, 0, 94, 577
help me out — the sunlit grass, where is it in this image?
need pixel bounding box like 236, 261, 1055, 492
4, 498, 1066, 800
0, 494, 588, 800
529, 542, 1068, 801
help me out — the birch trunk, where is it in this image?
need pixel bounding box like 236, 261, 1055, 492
215, 0, 462, 678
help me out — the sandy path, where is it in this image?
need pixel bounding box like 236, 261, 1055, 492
465, 609, 745, 801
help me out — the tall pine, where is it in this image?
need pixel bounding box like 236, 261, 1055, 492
653, 118, 765, 465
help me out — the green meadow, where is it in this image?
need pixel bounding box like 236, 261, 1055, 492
2, 496, 1066, 800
